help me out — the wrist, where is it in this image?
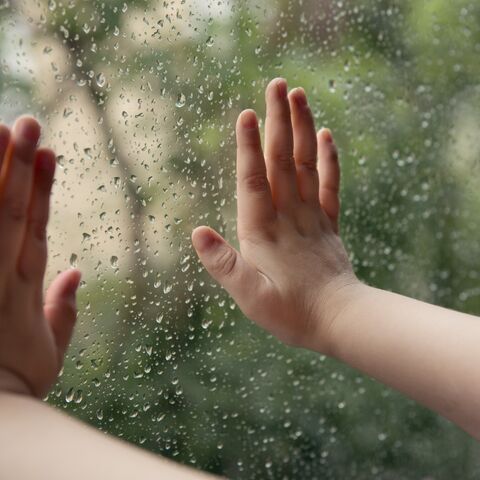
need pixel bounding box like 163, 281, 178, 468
0, 366, 34, 397
306, 274, 369, 355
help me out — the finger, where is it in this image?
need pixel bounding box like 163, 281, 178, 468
44, 269, 81, 363
18, 149, 56, 284
0, 117, 41, 267
236, 110, 276, 235
264, 78, 300, 210
0, 124, 10, 174
317, 128, 340, 233
288, 88, 320, 205
192, 226, 267, 314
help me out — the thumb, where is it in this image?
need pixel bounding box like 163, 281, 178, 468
44, 269, 82, 362
191, 226, 264, 313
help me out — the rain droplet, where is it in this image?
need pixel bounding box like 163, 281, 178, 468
110, 256, 118, 268
201, 318, 212, 330
206, 36, 214, 47
96, 73, 106, 88
175, 93, 186, 108
69, 253, 78, 267
65, 387, 75, 403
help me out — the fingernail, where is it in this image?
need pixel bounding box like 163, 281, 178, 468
241, 110, 258, 129
321, 128, 333, 143
293, 88, 307, 107
194, 231, 218, 253
276, 78, 288, 98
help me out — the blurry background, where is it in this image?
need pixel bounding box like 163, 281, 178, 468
1, 0, 480, 478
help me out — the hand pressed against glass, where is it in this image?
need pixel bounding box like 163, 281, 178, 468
193, 79, 480, 441
192, 78, 358, 350
0, 117, 81, 398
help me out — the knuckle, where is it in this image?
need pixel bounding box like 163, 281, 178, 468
298, 157, 318, 173
267, 109, 291, 124
29, 218, 48, 241
321, 183, 340, 195
212, 247, 237, 277
3, 195, 28, 223
12, 144, 32, 164
238, 134, 261, 150
273, 153, 295, 172
242, 173, 269, 194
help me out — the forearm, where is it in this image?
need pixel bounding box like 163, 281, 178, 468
0, 393, 220, 480
323, 284, 480, 439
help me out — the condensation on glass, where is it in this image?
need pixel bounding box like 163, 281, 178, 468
1, 0, 480, 478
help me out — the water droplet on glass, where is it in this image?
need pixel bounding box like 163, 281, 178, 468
65, 387, 75, 403
110, 256, 119, 268
175, 93, 186, 108
163, 281, 173, 294
69, 253, 78, 267
201, 318, 212, 330
96, 73, 106, 88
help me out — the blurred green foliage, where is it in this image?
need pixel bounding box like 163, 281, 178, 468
1, 0, 480, 478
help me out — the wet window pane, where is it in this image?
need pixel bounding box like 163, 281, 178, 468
1, 0, 480, 478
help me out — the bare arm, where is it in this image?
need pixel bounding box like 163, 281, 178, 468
0, 117, 219, 480
326, 284, 480, 439
192, 78, 480, 440
0, 392, 217, 480
0, 393, 217, 480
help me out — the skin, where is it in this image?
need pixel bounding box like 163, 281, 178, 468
1, 78, 480, 479
0, 117, 81, 398
192, 78, 480, 440
192, 82, 356, 351
0, 117, 218, 480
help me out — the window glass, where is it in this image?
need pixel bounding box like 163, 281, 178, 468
1, 0, 480, 478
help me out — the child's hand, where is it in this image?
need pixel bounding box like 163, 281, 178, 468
192, 78, 359, 351
0, 117, 81, 398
